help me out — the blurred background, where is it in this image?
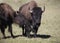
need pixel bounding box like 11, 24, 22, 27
0, 0, 60, 43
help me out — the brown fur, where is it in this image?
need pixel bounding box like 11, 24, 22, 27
19, 1, 37, 20
0, 3, 15, 19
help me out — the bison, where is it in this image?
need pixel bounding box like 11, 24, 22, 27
0, 3, 16, 38
18, 1, 38, 36
18, 1, 45, 37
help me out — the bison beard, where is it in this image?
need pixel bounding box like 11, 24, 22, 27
0, 3, 16, 38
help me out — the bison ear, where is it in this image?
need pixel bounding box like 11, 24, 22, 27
15, 11, 20, 15
29, 10, 33, 16
42, 6, 45, 13
17, 11, 19, 13
14, 11, 19, 17
28, 7, 32, 12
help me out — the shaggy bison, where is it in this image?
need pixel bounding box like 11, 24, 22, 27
18, 1, 45, 37
18, 1, 38, 36
0, 3, 16, 38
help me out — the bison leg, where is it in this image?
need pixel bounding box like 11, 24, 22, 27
0, 26, 6, 38
22, 28, 24, 36
33, 26, 38, 38
22, 26, 26, 36
26, 30, 30, 38
33, 23, 40, 38
25, 27, 31, 38
24, 29, 26, 36
8, 24, 14, 38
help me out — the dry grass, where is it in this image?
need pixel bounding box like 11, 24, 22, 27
0, 0, 60, 43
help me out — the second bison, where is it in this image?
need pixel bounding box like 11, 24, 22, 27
0, 3, 16, 38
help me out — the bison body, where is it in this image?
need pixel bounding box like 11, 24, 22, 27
18, 1, 45, 36
0, 3, 16, 38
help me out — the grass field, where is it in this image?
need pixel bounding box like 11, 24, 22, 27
0, 0, 60, 43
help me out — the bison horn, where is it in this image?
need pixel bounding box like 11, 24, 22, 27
42, 6, 45, 13
29, 10, 33, 13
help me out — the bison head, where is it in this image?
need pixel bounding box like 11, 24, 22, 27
30, 6, 45, 25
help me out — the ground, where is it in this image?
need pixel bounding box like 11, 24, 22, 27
0, 0, 60, 43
